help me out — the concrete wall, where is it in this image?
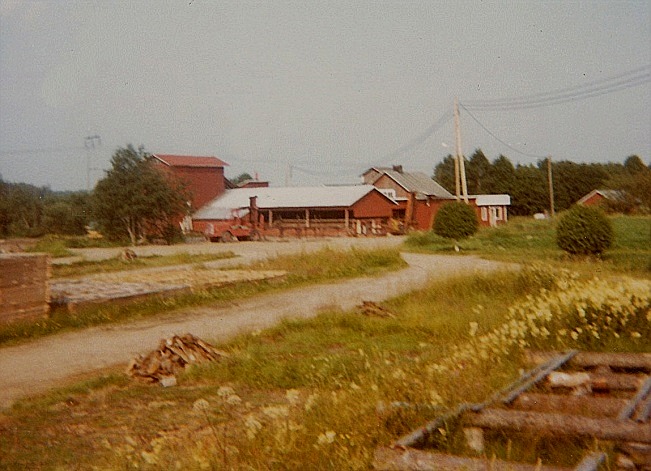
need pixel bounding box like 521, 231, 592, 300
0, 253, 50, 324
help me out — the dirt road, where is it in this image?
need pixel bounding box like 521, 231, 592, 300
0, 240, 515, 409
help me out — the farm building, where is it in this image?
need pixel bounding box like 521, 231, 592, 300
362, 166, 455, 231
151, 154, 229, 211
468, 194, 511, 227
192, 185, 398, 240
362, 166, 510, 229
577, 189, 626, 207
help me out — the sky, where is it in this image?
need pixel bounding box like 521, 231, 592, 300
0, 0, 649, 192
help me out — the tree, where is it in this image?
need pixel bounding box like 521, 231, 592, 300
466, 149, 491, 194
433, 154, 456, 194
433, 202, 479, 240
230, 172, 253, 186
485, 155, 516, 195
510, 164, 547, 216
624, 155, 647, 175
550, 161, 608, 211
556, 205, 613, 256
42, 192, 91, 235
93, 145, 189, 245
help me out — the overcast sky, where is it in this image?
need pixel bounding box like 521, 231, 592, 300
1, 0, 649, 191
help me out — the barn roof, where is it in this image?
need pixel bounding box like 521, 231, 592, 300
151, 154, 228, 168
364, 167, 454, 199
193, 185, 396, 220
577, 189, 626, 205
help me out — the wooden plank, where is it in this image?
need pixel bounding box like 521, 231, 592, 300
500, 350, 578, 405
394, 352, 577, 448
618, 376, 651, 420
527, 351, 651, 372
464, 409, 651, 443
373, 447, 570, 471
512, 393, 626, 417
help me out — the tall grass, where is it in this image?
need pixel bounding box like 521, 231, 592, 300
6, 266, 642, 469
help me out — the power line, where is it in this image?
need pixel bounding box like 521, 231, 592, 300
459, 103, 548, 159
377, 109, 453, 165
0, 146, 86, 156
464, 65, 651, 110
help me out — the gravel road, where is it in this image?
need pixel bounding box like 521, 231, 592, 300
0, 238, 515, 409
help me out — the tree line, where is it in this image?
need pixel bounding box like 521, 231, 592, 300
434, 150, 651, 216
1, 146, 649, 241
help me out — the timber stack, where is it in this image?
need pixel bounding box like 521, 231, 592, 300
127, 334, 229, 385
0, 253, 50, 325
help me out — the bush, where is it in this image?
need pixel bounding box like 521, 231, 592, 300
433, 202, 479, 240
556, 205, 614, 256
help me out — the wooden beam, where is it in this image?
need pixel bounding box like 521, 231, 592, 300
464, 409, 651, 443
373, 446, 570, 471
618, 376, 651, 420
512, 392, 627, 417
526, 351, 651, 372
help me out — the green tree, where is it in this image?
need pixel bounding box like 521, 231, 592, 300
466, 149, 491, 194
230, 172, 253, 186
42, 192, 91, 235
556, 205, 614, 256
2, 182, 47, 237
510, 164, 548, 216
433, 202, 479, 240
551, 161, 608, 211
485, 155, 516, 195
93, 145, 189, 245
433, 154, 456, 194
624, 155, 647, 175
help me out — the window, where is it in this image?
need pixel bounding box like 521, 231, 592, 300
481, 207, 488, 221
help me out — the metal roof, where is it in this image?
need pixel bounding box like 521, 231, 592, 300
367, 168, 454, 199
473, 194, 511, 206
152, 154, 229, 168
193, 185, 395, 220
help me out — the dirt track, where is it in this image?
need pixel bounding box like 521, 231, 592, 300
0, 239, 515, 409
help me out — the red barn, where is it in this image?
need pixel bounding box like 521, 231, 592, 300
362, 166, 455, 231
577, 189, 626, 208
192, 185, 398, 239
151, 154, 228, 211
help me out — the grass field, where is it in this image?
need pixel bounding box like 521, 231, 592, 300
405, 214, 651, 276
1, 215, 649, 469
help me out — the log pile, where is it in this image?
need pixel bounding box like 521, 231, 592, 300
358, 301, 395, 318
127, 334, 229, 385
0, 253, 50, 325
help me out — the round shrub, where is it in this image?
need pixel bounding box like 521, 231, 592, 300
556, 205, 614, 256
433, 202, 479, 240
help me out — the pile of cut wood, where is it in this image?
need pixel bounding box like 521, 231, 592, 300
127, 334, 229, 386
358, 301, 395, 318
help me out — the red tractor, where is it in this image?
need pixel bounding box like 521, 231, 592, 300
204, 207, 262, 243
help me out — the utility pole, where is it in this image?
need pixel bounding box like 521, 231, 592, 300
84, 135, 101, 191
547, 155, 555, 218
453, 98, 469, 203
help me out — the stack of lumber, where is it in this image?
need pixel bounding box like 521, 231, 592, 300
127, 334, 229, 385
0, 253, 50, 325
358, 300, 395, 318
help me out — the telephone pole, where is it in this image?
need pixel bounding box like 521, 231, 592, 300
453, 98, 469, 203
547, 156, 555, 218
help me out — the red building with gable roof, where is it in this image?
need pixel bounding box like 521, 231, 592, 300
151, 154, 228, 211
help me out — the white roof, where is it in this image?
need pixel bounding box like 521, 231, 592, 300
193, 185, 394, 220
473, 194, 511, 206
